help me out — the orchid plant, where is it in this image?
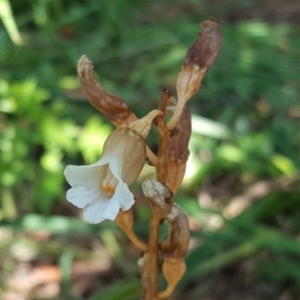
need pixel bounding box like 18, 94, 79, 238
64, 17, 222, 300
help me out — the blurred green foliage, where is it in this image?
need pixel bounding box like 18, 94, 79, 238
1, 0, 300, 299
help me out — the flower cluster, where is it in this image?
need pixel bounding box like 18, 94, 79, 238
64, 16, 221, 299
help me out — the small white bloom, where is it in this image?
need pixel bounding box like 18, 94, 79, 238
64, 128, 146, 224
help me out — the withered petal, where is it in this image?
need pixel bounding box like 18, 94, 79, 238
77, 55, 134, 126
185, 16, 222, 71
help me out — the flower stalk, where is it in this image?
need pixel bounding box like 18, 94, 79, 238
115, 210, 148, 252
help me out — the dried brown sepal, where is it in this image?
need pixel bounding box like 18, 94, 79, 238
142, 179, 173, 219
77, 55, 137, 127
166, 107, 191, 193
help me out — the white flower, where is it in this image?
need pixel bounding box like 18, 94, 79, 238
64, 128, 146, 224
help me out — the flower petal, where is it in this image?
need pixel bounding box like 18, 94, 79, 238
83, 198, 113, 223
101, 128, 146, 185
64, 164, 106, 188
99, 195, 121, 221
111, 182, 135, 211
83, 208, 105, 224
66, 186, 101, 208
108, 161, 122, 182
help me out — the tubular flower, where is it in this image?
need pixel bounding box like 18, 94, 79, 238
64, 128, 146, 224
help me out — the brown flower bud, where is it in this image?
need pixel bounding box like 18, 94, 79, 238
142, 179, 173, 218
166, 107, 191, 193
77, 55, 137, 127
160, 204, 190, 259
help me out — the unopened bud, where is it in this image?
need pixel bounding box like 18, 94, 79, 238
142, 179, 173, 218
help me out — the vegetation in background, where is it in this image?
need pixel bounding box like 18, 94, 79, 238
0, 0, 300, 299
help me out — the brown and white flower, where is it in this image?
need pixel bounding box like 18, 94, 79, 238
64, 128, 146, 223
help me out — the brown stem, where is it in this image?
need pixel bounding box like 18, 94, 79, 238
144, 214, 161, 300
156, 89, 172, 183
143, 89, 173, 300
